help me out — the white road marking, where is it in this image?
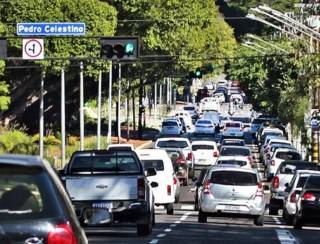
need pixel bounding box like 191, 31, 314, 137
175, 220, 181, 224
157, 233, 167, 238
170, 224, 177, 227
155, 206, 165, 210
276, 229, 299, 244
149, 239, 159, 244
164, 228, 172, 232
181, 205, 195, 210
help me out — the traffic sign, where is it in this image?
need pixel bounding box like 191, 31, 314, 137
17, 23, 86, 36
22, 38, 44, 60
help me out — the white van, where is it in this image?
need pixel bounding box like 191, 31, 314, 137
137, 149, 176, 215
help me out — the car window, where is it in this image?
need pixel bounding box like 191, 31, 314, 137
197, 120, 211, 125
157, 141, 189, 148
304, 176, 320, 189
217, 160, 247, 167
210, 171, 257, 186
220, 147, 250, 156
165, 150, 184, 164
141, 160, 164, 171
226, 122, 241, 128
0, 165, 62, 222
162, 121, 178, 127
222, 140, 245, 146
297, 176, 308, 188
231, 117, 250, 123
279, 163, 320, 174
70, 152, 141, 173
192, 145, 214, 150
275, 152, 301, 160
183, 106, 194, 111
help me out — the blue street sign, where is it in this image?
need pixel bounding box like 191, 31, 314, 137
16, 23, 86, 36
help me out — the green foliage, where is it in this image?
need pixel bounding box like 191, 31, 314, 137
0, 129, 37, 154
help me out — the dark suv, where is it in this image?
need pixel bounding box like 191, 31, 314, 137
0, 154, 87, 243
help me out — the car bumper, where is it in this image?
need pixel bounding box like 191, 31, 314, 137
300, 205, 320, 223
200, 198, 265, 216
222, 132, 244, 138
72, 200, 150, 225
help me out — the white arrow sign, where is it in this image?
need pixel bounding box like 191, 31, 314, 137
22, 38, 44, 60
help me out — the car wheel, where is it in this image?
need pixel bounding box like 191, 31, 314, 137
152, 209, 156, 226
254, 214, 264, 226
198, 208, 207, 223
269, 206, 278, 215
175, 195, 180, 203
293, 215, 303, 230
194, 200, 199, 211
183, 178, 188, 186
137, 220, 152, 236
166, 203, 174, 215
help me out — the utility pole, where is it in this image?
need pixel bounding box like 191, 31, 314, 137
39, 69, 45, 158
154, 82, 157, 125
79, 61, 84, 150
61, 67, 66, 168
159, 83, 162, 118
107, 62, 112, 144
118, 63, 121, 143
97, 70, 102, 149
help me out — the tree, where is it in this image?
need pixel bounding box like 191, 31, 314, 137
0, 22, 10, 111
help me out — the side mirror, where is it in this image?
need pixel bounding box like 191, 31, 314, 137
150, 182, 159, 188
146, 167, 157, 177
285, 183, 289, 188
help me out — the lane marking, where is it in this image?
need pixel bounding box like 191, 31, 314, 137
276, 229, 299, 244
181, 205, 195, 210
170, 224, 177, 227
149, 239, 159, 244
164, 228, 172, 232
175, 220, 181, 224
157, 233, 167, 238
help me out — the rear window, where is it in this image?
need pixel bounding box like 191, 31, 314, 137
231, 117, 250, 123
184, 106, 194, 111
297, 177, 308, 188
0, 165, 61, 222
305, 176, 320, 189
217, 160, 247, 167
226, 123, 241, 128
157, 140, 189, 149
222, 140, 245, 146
197, 120, 211, 125
166, 150, 184, 164
162, 121, 178, 127
220, 147, 250, 156
210, 171, 257, 186
70, 151, 141, 174
279, 163, 320, 174
141, 160, 164, 171
192, 145, 214, 150
252, 118, 267, 124
275, 152, 301, 160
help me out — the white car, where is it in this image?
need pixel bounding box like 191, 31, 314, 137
160, 120, 182, 135
183, 105, 198, 119
213, 93, 226, 103
191, 141, 219, 168
195, 119, 215, 134
107, 144, 135, 150
137, 149, 176, 215
216, 156, 252, 169
175, 111, 194, 132
266, 148, 301, 181
222, 121, 244, 138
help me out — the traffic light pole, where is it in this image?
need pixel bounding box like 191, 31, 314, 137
107, 62, 112, 144
118, 63, 121, 143
79, 61, 84, 150
39, 69, 45, 158
61, 67, 66, 168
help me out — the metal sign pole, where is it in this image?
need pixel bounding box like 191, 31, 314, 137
97, 70, 102, 149
154, 82, 157, 125
159, 83, 162, 117
118, 63, 121, 143
61, 67, 66, 168
79, 61, 84, 150
39, 69, 45, 158
107, 61, 112, 144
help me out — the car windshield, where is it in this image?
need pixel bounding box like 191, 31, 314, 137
275, 152, 301, 160
141, 160, 164, 171
157, 140, 189, 148
217, 160, 247, 167
220, 147, 250, 156
192, 145, 214, 150
162, 121, 178, 127
210, 171, 257, 186
70, 151, 141, 174
279, 163, 320, 174
0, 165, 62, 222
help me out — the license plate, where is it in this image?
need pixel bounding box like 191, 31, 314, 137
224, 205, 240, 211
92, 202, 113, 209
199, 159, 206, 162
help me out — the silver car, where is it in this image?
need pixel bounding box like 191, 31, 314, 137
198, 166, 266, 226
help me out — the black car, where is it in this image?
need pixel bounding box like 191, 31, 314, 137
293, 175, 320, 229
0, 154, 88, 243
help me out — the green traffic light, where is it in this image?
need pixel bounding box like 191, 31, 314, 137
125, 43, 134, 55
195, 70, 201, 77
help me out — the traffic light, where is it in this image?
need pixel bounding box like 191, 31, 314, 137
100, 37, 139, 61
195, 68, 202, 78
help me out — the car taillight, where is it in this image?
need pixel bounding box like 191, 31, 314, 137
176, 157, 186, 164
173, 177, 177, 185
167, 185, 172, 195
213, 151, 219, 157
247, 156, 253, 165
302, 192, 316, 202
271, 160, 276, 166
48, 223, 77, 244
187, 152, 192, 160
137, 178, 145, 201
255, 182, 264, 197
290, 192, 297, 203
203, 179, 212, 195
272, 176, 279, 189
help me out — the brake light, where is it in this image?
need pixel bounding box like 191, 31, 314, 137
271, 160, 276, 166
256, 182, 264, 197
272, 176, 279, 189
213, 151, 219, 157
176, 157, 186, 164
48, 223, 77, 244
203, 179, 212, 195
302, 192, 316, 201
167, 185, 172, 195
187, 152, 193, 160
247, 156, 253, 165
137, 178, 145, 200
290, 192, 297, 203
173, 177, 177, 185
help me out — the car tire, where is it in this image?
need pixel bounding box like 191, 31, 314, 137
293, 215, 303, 230
137, 220, 152, 236
282, 209, 293, 225
183, 178, 188, 186
152, 209, 155, 226
269, 206, 278, 215
194, 200, 199, 211
175, 195, 180, 203
198, 209, 207, 223
254, 214, 264, 226
166, 203, 174, 215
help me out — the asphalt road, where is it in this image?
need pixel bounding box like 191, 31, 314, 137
86, 103, 320, 243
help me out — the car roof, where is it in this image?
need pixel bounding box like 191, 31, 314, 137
136, 149, 170, 158
220, 145, 250, 150
217, 156, 249, 161
296, 170, 320, 175
0, 154, 44, 168
107, 144, 135, 150
210, 165, 256, 174
156, 137, 190, 142
191, 140, 217, 146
